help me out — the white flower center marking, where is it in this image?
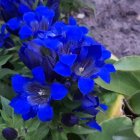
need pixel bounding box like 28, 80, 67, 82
38, 90, 46, 96
79, 67, 84, 73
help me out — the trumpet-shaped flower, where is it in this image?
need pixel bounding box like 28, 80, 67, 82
50, 18, 116, 95
10, 66, 68, 121
0, 0, 38, 21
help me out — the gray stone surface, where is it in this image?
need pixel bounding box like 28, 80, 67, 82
77, 0, 140, 57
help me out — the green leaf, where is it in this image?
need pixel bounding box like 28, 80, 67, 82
25, 118, 40, 132
0, 55, 13, 67
0, 68, 17, 79
87, 117, 133, 140
1, 96, 13, 117
97, 94, 124, 123
113, 136, 137, 140
52, 131, 68, 140
0, 82, 15, 99
134, 117, 140, 138
63, 98, 81, 110
0, 110, 12, 125
96, 56, 140, 96
65, 125, 95, 134
95, 71, 140, 96
0, 134, 6, 140
12, 115, 23, 129
115, 56, 140, 71
27, 123, 49, 140
113, 128, 139, 140
76, 0, 95, 11
128, 92, 140, 114
0, 124, 6, 130
67, 133, 82, 140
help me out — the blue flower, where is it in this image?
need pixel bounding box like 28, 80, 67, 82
81, 94, 107, 131
47, 0, 61, 23
51, 18, 116, 95
61, 113, 79, 127
19, 39, 57, 82
18, 6, 55, 40
2, 127, 18, 140
10, 66, 68, 121
0, 0, 37, 21
19, 40, 43, 69
73, 93, 107, 131
0, 24, 14, 48
86, 120, 102, 132
81, 94, 108, 116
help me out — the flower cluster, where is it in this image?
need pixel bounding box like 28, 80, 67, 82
0, 0, 115, 131
0, 0, 42, 21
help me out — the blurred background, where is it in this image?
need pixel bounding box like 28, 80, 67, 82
61, 0, 140, 58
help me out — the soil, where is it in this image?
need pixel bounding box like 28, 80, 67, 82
75, 0, 140, 58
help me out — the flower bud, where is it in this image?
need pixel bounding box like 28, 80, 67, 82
2, 127, 18, 140
62, 113, 79, 127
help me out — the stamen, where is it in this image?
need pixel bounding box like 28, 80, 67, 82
79, 67, 84, 73
38, 89, 47, 96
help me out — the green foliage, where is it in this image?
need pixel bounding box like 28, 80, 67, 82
87, 117, 139, 140
0, 52, 140, 139
60, 0, 95, 14
91, 56, 140, 140
0, 96, 50, 140
128, 92, 140, 114
96, 56, 140, 96
133, 117, 140, 138
0, 2, 140, 138
115, 56, 140, 71
0, 55, 13, 67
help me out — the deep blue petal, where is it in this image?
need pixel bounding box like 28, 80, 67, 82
65, 26, 83, 41
52, 21, 65, 35
12, 75, 29, 94
47, 0, 61, 23
105, 64, 116, 72
80, 46, 88, 60
62, 113, 79, 127
54, 62, 71, 77
86, 120, 102, 131
69, 17, 77, 25
10, 97, 31, 115
23, 12, 36, 25
100, 104, 108, 111
80, 26, 88, 34
102, 49, 111, 60
51, 82, 68, 100
84, 107, 99, 116
78, 77, 94, 95
19, 25, 33, 39
22, 107, 37, 120
35, 6, 54, 22
88, 44, 102, 60
32, 66, 46, 84
99, 68, 111, 83
19, 43, 42, 69
60, 54, 77, 66
18, 4, 31, 15
82, 95, 99, 109
44, 38, 62, 50
83, 36, 95, 46
7, 18, 20, 30
37, 105, 53, 122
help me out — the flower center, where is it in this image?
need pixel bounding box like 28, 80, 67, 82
26, 82, 50, 105
38, 89, 47, 96
79, 67, 84, 73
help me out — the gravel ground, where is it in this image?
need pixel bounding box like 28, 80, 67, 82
76, 0, 140, 57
